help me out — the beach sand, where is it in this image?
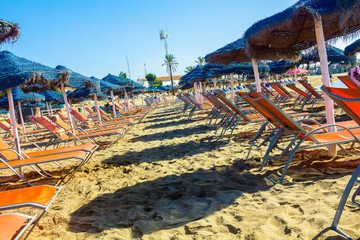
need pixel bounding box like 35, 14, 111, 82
1, 101, 360, 239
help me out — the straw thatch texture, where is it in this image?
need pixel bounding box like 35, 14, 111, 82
205, 38, 251, 64
201, 62, 270, 75
89, 76, 124, 93
0, 87, 45, 106
180, 66, 220, 82
0, 51, 70, 92
268, 59, 300, 74
39, 90, 63, 102
301, 44, 354, 65
244, 0, 360, 61
55, 65, 92, 88
344, 38, 360, 56
0, 19, 20, 45
102, 74, 135, 87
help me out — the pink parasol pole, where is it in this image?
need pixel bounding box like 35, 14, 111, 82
50, 103, 53, 115
7, 89, 21, 155
230, 73, 235, 103
82, 102, 86, 117
314, 14, 336, 156
93, 93, 102, 124
213, 78, 217, 91
252, 59, 262, 92
45, 101, 50, 115
294, 65, 297, 87
124, 91, 128, 112
61, 83, 75, 134
110, 90, 117, 118
17, 101, 26, 134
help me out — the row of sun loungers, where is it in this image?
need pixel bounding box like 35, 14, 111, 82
178, 74, 360, 239
0, 97, 168, 239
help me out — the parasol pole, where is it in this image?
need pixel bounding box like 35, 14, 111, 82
17, 101, 26, 134
110, 90, 117, 118
214, 77, 217, 91
314, 14, 336, 156
7, 89, 21, 156
294, 65, 297, 87
141, 93, 144, 107
93, 93, 102, 124
198, 81, 203, 104
50, 102, 53, 115
61, 83, 75, 134
252, 59, 262, 92
124, 91, 128, 112
45, 101, 50, 115
230, 73, 235, 103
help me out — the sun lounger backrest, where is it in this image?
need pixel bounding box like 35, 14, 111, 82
0, 122, 11, 133
269, 83, 287, 97
0, 139, 19, 159
299, 79, 323, 99
286, 83, 310, 98
203, 92, 231, 114
70, 110, 88, 123
322, 86, 360, 126
214, 91, 251, 120
248, 92, 306, 133
34, 117, 68, 140
57, 113, 68, 122
274, 82, 293, 98
337, 75, 360, 89
260, 83, 273, 96
85, 107, 95, 115
237, 92, 273, 120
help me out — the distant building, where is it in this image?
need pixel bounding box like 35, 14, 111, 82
137, 75, 184, 87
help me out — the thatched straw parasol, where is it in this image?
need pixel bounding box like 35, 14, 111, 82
244, 0, 360, 61
268, 59, 300, 75
205, 38, 250, 64
301, 44, 355, 65
0, 19, 20, 45
205, 37, 265, 93
344, 38, 360, 57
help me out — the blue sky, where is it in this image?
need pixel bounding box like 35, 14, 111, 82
0, 0, 350, 80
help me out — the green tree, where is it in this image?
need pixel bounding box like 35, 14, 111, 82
153, 78, 163, 87
162, 54, 179, 86
145, 73, 157, 86
119, 71, 127, 78
185, 66, 195, 73
195, 56, 205, 66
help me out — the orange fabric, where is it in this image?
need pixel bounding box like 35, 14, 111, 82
313, 128, 360, 144
337, 75, 359, 89
26, 144, 96, 157
0, 214, 29, 240
0, 151, 87, 169
0, 185, 57, 207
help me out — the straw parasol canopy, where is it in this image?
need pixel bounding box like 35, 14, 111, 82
0, 87, 45, 107
205, 38, 251, 65
201, 62, 269, 76
344, 38, 360, 56
0, 19, 20, 45
268, 59, 301, 74
39, 90, 63, 102
244, 0, 360, 61
180, 66, 220, 82
301, 44, 354, 65
0, 51, 70, 92
205, 38, 248, 64
89, 76, 125, 93
102, 74, 135, 87
55, 65, 91, 88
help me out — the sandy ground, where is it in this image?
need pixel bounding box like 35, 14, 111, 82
0, 88, 360, 239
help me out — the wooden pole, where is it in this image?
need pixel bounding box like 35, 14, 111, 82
252, 59, 262, 92
17, 102, 26, 134
294, 65, 297, 87
94, 93, 102, 124
110, 90, 117, 118
314, 14, 336, 156
231, 73, 235, 103
213, 78, 217, 91
61, 83, 75, 134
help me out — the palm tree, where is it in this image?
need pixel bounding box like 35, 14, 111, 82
118, 71, 127, 78
195, 56, 205, 66
185, 66, 195, 73
162, 54, 179, 86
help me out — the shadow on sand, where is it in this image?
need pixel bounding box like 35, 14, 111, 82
69, 160, 271, 237
103, 139, 223, 167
